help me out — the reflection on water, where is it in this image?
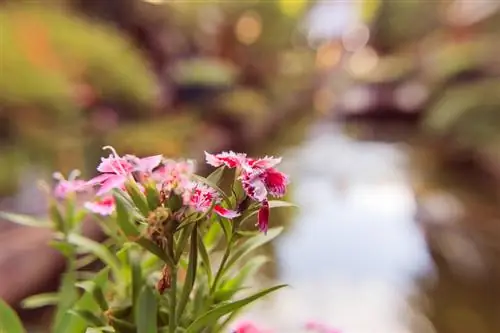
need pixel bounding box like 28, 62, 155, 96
242, 123, 435, 333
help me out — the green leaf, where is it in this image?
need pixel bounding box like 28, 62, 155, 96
108, 317, 136, 333
197, 229, 212, 285
130, 252, 143, 306
177, 226, 198, 321
49, 203, 66, 232
125, 181, 150, 217
75, 280, 109, 312
240, 200, 296, 225
213, 287, 248, 303
114, 193, 140, 238
53, 268, 109, 333
135, 287, 158, 333
0, 211, 51, 228
21, 293, 59, 309
50, 239, 76, 258
206, 166, 225, 185
185, 285, 287, 333
217, 217, 231, 242
203, 220, 223, 251
85, 327, 115, 333
145, 185, 160, 211
175, 224, 193, 261
0, 298, 25, 333
222, 227, 283, 279
52, 270, 79, 333
67, 234, 121, 279
68, 309, 105, 327
222, 255, 269, 292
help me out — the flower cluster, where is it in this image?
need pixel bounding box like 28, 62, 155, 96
52, 147, 289, 233
205, 151, 289, 233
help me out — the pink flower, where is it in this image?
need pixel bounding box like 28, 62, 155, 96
152, 159, 195, 196
305, 321, 342, 333
232, 321, 272, 333
84, 194, 116, 216
205, 151, 290, 234
86, 146, 162, 196
125, 154, 163, 174
53, 170, 86, 199
188, 182, 239, 219
205, 151, 247, 168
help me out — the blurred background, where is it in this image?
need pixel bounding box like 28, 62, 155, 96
1, 0, 500, 332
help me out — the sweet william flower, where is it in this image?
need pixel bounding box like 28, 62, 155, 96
53, 170, 86, 199
189, 182, 239, 219
86, 146, 162, 196
205, 151, 246, 168
205, 151, 289, 233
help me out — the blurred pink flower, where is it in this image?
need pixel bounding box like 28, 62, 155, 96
53, 170, 86, 199
188, 182, 239, 219
84, 194, 116, 216
305, 321, 342, 333
232, 321, 272, 333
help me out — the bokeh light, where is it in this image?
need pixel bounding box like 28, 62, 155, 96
235, 11, 262, 45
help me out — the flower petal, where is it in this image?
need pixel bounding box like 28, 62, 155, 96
262, 168, 289, 198
241, 174, 268, 202
205, 151, 246, 168
97, 155, 134, 174
84, 196, 116, 216
214, 205, 240, 219
96, 175, 127, 196
244, 156, 282, 174
137, 155, 163, 173
86, 173, 112, 187
257, 201, 270, 234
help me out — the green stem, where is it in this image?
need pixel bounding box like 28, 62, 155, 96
169, 265, 177, 333
210, 239, 232, 294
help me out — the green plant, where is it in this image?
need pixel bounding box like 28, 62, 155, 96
0, 147, 294, 333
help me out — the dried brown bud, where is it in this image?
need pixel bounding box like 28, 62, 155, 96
156, 265, 171, 295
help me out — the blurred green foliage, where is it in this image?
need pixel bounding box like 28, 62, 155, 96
0, 3, 156, 114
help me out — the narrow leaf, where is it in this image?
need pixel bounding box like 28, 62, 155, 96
0, 211, 51, 228
222, 227, 283, 279
114, 193, 140, 237
125, 181, 150, 217
177, 226, 198, 320
68, 234, 121, 279
145, 185, 160, 211
21, 293, 59, 309
0, 298, 25, 333
206, 166, 225, 185
222, 255, 269, 292
68, 310, 104, 327
185, 285, 287, 333
203, 220, 223, 251
75, 280, 108, 312
197, 229, 212, 285
135, 287, 158, 333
